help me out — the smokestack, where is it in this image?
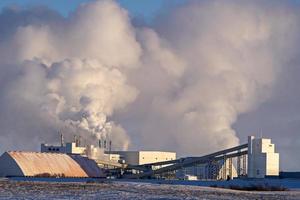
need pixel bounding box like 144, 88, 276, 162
109, 140, 112, 152
78, 136, 81, 147
109, 140, 112, 158
104, 140, 107, 149
74, 135, 79, 147
60, 132, 64, 147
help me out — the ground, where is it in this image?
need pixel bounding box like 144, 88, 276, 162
0, 179, 299, 199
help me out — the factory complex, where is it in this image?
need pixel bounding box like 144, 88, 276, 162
0, 135, 283, 181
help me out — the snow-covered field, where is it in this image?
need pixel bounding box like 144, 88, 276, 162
0, 179, 300, 200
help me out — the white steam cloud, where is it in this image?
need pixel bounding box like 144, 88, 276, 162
0, 1, 141, 150
123, 0, 298, 155
0, 0, 299, 166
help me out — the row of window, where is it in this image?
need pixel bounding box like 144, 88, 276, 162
48, 148, 60, 152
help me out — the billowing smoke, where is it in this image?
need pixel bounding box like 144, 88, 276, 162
121, 1, 299, 156
0, 1, 141, 150
0, 0, 299, 168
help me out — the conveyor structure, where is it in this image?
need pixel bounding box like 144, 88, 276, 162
121, 143, 248, 179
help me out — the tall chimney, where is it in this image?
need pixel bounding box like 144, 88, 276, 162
74, 135, 78, 147
109, 140, 112, 152
78, 136, 81, 147
60, 132, 64, 147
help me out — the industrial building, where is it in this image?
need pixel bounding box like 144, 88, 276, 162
175, 136, 279, 180
41, 138, 176, 167
247, 136, 279, 178
41, 135, 96, 156
41, 142, 103, 160
122, 136, 280, 179
0, 135, 280, 180
0, 151, 104, 178
109, 151, 176, 165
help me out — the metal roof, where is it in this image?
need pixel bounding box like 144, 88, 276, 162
70, 154, 104, 177
6, 151, 89, 177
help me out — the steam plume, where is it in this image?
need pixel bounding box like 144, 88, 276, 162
0, 1, 141, 150
0, 0, 299, 166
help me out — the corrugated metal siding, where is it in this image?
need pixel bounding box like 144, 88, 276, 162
8, 152, 88, 177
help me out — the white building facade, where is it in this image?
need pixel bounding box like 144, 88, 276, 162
109, 151, 176, 165
247, 136, 279, 178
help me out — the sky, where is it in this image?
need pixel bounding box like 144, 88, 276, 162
0, 0, 185, 21
0, 0, 300, 171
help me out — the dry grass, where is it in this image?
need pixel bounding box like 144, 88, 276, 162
0, 178, 298, 200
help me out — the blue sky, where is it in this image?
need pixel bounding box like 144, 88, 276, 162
0, 0, 185, 21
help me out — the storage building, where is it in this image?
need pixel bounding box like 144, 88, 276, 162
0, 151, 104, 178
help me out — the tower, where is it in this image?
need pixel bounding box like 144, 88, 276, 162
247, 136, 279, 178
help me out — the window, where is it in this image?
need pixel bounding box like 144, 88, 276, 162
257, 170, 260, 175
